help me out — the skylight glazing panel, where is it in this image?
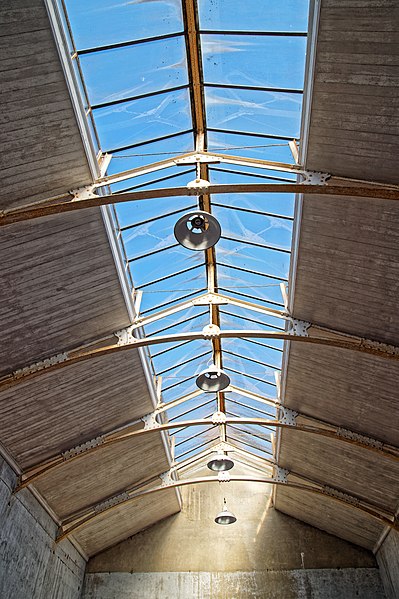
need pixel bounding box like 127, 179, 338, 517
224, 367, 276, 398
106, 132, 194, 174
144, 308, 208, 336
168, 398, 216, 422
137, 266, 207, 312
222, 352, 277, 388
151, 339, 209, 374
205, 87, 302, 138
219, 308, 283, 332
160, 353, 212, 396
226, 391, 277, 416
93, 88, 192, 152
216, 239, 290, 281
198, 0, 308, 32
225, 399, 275, 420
213, 192, 295, 219
174, 430, 219, 460
111, 169, 196, 194
217, 264, 286, 306
64, 0, 184, 49
223, 338, 282, 369
79, 36, 188, 105
116, 196, 194, 229
228, 425, 272, 452
207, 130, 294, 163
202, 35, 306, 90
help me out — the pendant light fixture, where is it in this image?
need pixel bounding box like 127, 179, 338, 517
215, 499, 237, 525
174, 210, 221, 251
207, 451, 234, 472
196, 365, 230, 392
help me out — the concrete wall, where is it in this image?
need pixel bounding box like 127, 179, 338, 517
84, 481, 386, 599
0, 455, 86, 599
83, 569, 385, 599
376, 530, 399, 599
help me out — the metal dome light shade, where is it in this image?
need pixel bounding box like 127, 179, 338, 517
196, 365, 230, 393
215, 499, 237, 525
207, 452, 234, 472
174, 210, 221, 251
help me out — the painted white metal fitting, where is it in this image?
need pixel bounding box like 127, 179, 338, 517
174, 154, 220, 165
13, 353, 68, 379
274, 467, 289, 484
212, 411, 227, 424
142, 412, 160, 430
289, 319, 311, 337
115, 328, 134, 346
301, 171, 330, 185
70, 185, 97, 200
279, 407, 298, 426
218, 471, 231, 482
202, 324, 220, 338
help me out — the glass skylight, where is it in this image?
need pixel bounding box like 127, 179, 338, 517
61, 0, 310, 469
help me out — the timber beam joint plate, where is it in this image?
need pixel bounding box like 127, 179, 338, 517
13, 353, 68, 379
94, 491, 129, 514
115, 328, 135, 346
359, 338, 399, 358
62, 435, 105, 460
142, 412, 161, 430
174, 154, 220, 166
274, 466, 289, 483
289, 319, 311, 337
336, 428, 384, 450
192, 293, 228, 306
160, 471, 174, 487
218, 471, 231, 482
186, 177, 211, 191
279, 407, 298, 426
202, 324, 220, 338
70, 186, 97, 201
212, 411, 227, 424
323, 485, 360, 507
301, 171, 330, 185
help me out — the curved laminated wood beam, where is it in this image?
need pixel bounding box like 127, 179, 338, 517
2, 182, 399, 227
3, 325, 399, 395
15, 413, 399, 492
56, 475, 399, 543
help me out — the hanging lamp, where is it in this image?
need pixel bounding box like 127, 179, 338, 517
174, 210, 221, 251
207, 452, 234, 472
215, 499, 237, 525
196, 365, 230, 392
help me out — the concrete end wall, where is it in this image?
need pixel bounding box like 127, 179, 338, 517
84, 482, 385, 599
0, 456, 86, 599
83, 569, 385, 599
376, 529, 399, 599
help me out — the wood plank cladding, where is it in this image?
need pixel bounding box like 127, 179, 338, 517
74, 488, 180, 557
34, 433, 171, 519
277, 0, 399, 546
275, 486, 385, 550
284, 344, 399, 447
292, 194, 399, 342
0, 352, 153, 469
0, 0, 92, 208
0, 209, 130, 374
279, 428, 399, 512
306, 0, 399, 183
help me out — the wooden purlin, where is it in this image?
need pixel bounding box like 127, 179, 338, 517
181, 1, 226, 422
182, 0, 206, 139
